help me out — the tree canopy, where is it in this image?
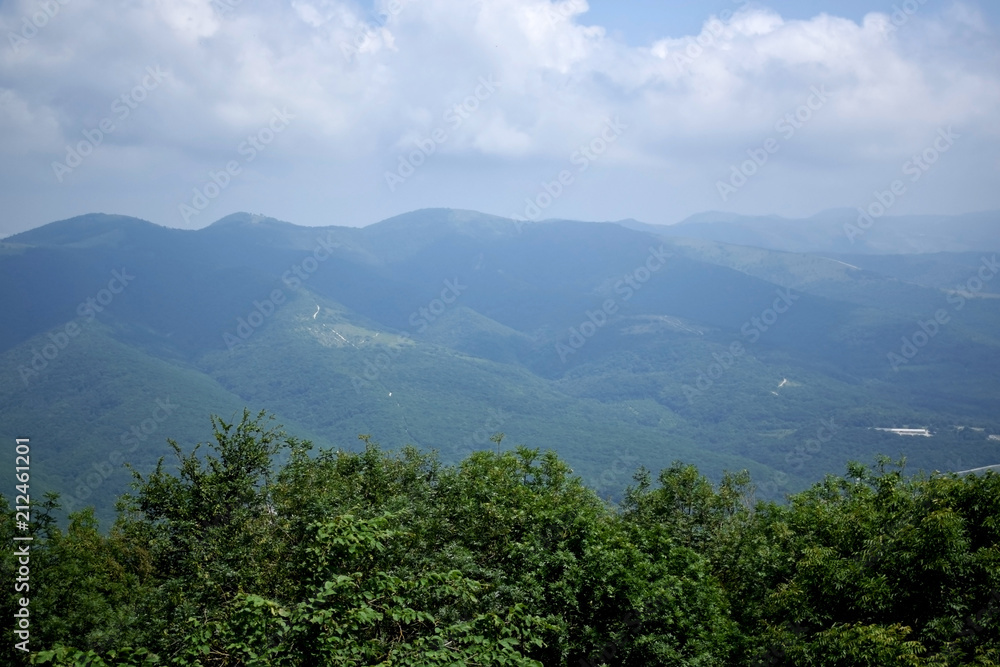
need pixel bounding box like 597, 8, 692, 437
4, 410, 999, 666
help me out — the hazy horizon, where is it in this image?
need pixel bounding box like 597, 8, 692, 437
2, 0, 998, 236
8, 205, 1000, 239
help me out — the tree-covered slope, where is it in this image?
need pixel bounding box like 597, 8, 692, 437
2, 209, 999, 526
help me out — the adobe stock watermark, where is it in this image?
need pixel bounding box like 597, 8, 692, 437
957, 589, 1000, 645
782, 417, 839, 473
844, 126, 959, 243
223, 229, 339, 350
592, 448, 640, 495
544, 0, 586, 25
341, 0, 412, 63
653, 0, 751, 73
384, 75, 500, 192
51, 66, 168, 182
449, 408, 510, 461
352, 277, 467, 393
717, 85, 830, 202
757, 468, 791, 500
223, 289, 288, 351
407, 278, 467, 333
60, 398, 179, 514
17, 268, 135, 385
179, 107, 294, 224
666, 14, 732, 74
7, 0, 71, 53
555, 245, 671, 363
882, 0, 930, 38
578, 595, 681, 667
510, 117, 628, 228
887, 254, 998, 371
754, 622, 810, 666
683, 287, 799, 402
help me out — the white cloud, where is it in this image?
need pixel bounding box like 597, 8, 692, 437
0, 0, 997, 233
472, 114, 534, 157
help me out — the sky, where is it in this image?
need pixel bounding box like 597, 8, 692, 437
1, 0, 998, 236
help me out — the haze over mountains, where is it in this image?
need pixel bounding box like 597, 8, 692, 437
3, 208, 999, 524
650, 209, 1000, 255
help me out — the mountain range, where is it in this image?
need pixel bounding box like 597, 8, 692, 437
3, 207, 999, 525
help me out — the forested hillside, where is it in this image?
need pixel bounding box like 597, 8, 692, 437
5, 411, 999, 666
7, 0, 1000, 663
4, 210, 1000, 528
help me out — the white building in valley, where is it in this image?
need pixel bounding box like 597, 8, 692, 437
874, 427, 932, 437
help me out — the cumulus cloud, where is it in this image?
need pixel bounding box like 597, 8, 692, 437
0, 0, 997, 233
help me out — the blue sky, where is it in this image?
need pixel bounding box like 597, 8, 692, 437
588, 1, 887, 43
1, 0, 998, 235
584, 0, 1000, 44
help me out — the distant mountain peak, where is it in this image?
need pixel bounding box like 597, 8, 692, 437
362, 209, 525, 242
2, 213, 162, 247
676, 211, 788, 226
207, 212, 296, 229
366, 208, 515, 228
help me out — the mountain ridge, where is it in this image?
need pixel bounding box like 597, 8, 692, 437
3, 207, 999, 526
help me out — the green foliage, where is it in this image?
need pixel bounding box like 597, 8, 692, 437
724, 457, 1000, 665
3, 413, 999, 666
221, 514, 545, 666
